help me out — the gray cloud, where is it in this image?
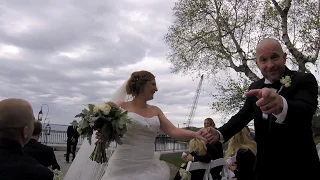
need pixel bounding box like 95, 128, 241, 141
0, 0, 222, 127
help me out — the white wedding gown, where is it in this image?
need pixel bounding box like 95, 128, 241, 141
64, 112, 170, 180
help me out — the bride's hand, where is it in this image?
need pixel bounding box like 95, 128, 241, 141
95, 130, 104, 142
107, 101, 119, 109
199, 127, 220, 144
193, 130, 207, 142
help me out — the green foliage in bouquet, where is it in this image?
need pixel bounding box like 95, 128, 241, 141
75, 104, 95, 144
48, 166, 62, 180
75, 102, 132, 163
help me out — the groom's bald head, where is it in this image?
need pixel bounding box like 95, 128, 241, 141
0, 98, 35, 146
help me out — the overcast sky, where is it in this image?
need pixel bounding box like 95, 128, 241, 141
0, 0, 227, 128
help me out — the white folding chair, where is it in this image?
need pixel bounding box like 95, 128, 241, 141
185, 161, 211, 180
317, 144, 320, 159
209, 158, 229, 180
316, 144, 320, 158
218, 156, 237, 180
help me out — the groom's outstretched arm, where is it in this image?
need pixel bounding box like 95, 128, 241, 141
217, 92, 255, 143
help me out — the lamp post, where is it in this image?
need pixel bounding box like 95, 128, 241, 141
37, 104, 50, 144
38, 109, 43, 121
38, 104, 49, 121
43, 118, 51, 144
44, 118, 51, 135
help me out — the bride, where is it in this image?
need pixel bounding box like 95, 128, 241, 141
64, 70, 207, 180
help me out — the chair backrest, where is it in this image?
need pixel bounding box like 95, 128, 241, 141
210, 158, 228, 168
186, 161, 210, 171
211, 156, 236, 180
316, 144, 320, 152
186, 161, 211, 180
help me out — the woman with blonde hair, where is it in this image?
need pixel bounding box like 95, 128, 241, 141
224, 127, 256, 180
174, 138, 211, 180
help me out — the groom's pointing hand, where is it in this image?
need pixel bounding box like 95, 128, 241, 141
245, 88, 283, 115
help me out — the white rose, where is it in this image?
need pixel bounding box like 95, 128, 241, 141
284, 76, 291, 81
93, 103, 111, 114
77, 128, 83, 135
280, 76, 291, 88
93, 106, 100, 113
102, 103, 111, 112
284, 83, 290, 88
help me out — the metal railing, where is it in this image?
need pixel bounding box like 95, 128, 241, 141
39, 130, 188, 152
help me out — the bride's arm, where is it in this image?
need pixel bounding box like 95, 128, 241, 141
155, 106, 204, 141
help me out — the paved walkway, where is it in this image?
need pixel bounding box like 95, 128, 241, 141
55, 151, 179, 180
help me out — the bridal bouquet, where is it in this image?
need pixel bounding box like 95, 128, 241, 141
48, 166, 62, 180
75, 102, 132, 163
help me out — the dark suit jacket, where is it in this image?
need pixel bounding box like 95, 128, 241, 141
194, 142, 223, 180
218, 67, 320, 180
67, 125, 79, 142
0, 139, 53, 180
233, 149, 256, 180
23, 138, 60, 170
174, 151, 211, 180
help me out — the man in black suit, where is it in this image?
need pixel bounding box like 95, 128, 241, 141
202, 38, 320, 180
0, 98, 53, 180
66, 120, 80, 162
23, 120, 60, 170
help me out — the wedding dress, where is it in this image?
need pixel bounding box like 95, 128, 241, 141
64, 112, 170, 180
101, 112, 170, 180
64, 80, 170, 180
63, 131, 108, 180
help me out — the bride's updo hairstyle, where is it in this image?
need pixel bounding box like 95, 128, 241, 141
126, 70, 155, 96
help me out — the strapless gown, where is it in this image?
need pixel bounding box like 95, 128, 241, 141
64, 112, 170, 180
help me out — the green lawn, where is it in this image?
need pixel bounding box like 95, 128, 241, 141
160, 157, 184, 167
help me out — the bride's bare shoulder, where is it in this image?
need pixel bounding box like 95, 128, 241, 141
119, 101, 131, 109
148, 105, 161, 113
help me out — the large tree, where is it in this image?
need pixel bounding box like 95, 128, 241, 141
165, 0, 320, 116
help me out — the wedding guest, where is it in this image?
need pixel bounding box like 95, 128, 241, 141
245, 126, 255, 141
203, 38, 320, 180
0, 98, 53, 180
174, 138, 211, 180
203, 118, 223, 180
66, 120, 80, 162
23, 120, 60, 170
224, 127, 256, 180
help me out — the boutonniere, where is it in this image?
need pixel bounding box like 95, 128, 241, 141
278, 75, 292, 93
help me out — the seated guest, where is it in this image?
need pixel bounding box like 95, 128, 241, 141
224, 127, 257, 180
23, 120, 60, 170
0, 98, 53, 180
174, 138, 211, 180
204, 118, 223, 180
245, 125, 255, 141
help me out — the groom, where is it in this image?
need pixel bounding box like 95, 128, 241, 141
202, 38, 320, 180
66, 120, 79, 163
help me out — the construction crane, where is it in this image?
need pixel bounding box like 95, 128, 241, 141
184, 74, 204, 129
